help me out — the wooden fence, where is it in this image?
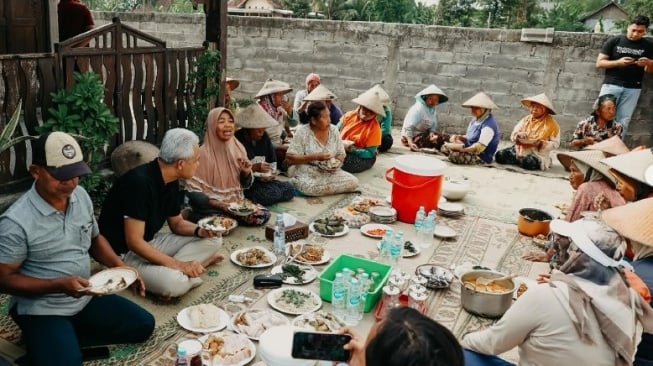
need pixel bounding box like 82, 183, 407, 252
0, 18, 205, 191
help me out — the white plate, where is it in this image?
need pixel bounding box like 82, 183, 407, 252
228, 202, 256, 217
309, 222, 349, 238
377, 242, 421, 258
267, 288, 322, 315
270, 264, 319, 285
198, 331, 256, 366
253, 169, 279, 178
293, 249, 331, 266
438, 202, 464, 213
230, 246, 277, 268
433, 225, 456, 238
176, 305, 230, 333
230, 309, 290, 341
360, 223, 391, 239
87, 267, 137, 295
291, 311, 345, 332
198, 216, 238, 234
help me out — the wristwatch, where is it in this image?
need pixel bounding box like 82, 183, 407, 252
193, 225, 202, 238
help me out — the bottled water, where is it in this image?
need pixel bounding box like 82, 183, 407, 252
379, 229, 393, 263
273, 214, 285, 255
357, 273, 371, 319
345, 278, 361, 325
413, 220, 423, 247
332, 272, 346, 320
390, 232, 404, 264
420, 210, 437, 248
414, 206, 425, 246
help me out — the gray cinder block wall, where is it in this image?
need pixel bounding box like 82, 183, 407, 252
94, 12, 653, 147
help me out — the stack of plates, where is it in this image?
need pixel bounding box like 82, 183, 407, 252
368, 206, 397, 224
438, 202, 465, 218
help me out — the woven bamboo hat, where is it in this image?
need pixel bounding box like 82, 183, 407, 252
602, 149, 653, 185
462, 92, 497, 109
416, 85, 448, 104
602, 198, 653, 247
226, 77, 240, 91
584, 136, 630, 156
365, 85, 391, 105
557, 150, 615, 185
255, 79, 292, 98
234, 104, 278, 129
521, 93, 556, 115
303, 85, 337, 101
352, 90, 386, 116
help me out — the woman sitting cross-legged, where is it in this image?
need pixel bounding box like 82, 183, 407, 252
184, 107, 270, 226
286, 102, 359, 196
338, 89, 386, 173
234, 104, 295, 207
570, 94, 623, 150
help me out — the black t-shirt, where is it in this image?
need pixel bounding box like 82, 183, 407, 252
99, 159, 181, 254
601, 35, 653, 88
235, 129, 276, 163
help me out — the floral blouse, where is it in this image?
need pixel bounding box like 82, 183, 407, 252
572, 116, 623, 142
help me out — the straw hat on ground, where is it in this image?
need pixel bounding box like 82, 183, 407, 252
352, 90, 385, 116
255, 79, 292, 98
235, 104, 278, 129
111, 140, 159, 177
521, 93, 556, 115
416, 85, 448, 104
584, 136, 630, 157
226, 77, 240, 91
365, 85, 391, 105
303, 85, 337, 101
602, 149, 653, 185
557, 150, 615, 185
462, 92, 497, 110
602, 197, 653, 247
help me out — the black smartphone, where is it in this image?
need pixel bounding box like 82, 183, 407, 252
291, 331, 351, 362
253, 274, 283, 289
81, 346, 110, 361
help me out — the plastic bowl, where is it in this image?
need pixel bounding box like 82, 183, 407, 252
442, 181, 470, 201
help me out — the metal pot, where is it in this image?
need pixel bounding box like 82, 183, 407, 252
460, 270, 514, 318
517, 208, 552, 237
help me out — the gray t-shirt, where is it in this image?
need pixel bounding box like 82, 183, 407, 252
0, 185, 97, 316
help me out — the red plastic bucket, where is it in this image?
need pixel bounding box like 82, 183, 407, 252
385, 155, 446, 223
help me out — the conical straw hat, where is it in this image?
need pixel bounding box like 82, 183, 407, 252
521, 93, 556, 115
416, 85, 448, 104
556, 150, 615, 185
365, 84, 391, 105
303, 85, 337, 101
462, 92, 497, 109
602, 197, 653, 247
601, 149, 653, 185
352, 90, 385, 116
584, 136, 630, 156
226, 77, 240, 91
255, 79, 292, 98
234, 104, 278, 129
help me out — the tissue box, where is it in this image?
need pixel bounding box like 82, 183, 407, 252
265, 221, 309, 242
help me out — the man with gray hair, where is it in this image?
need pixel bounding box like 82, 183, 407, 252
99, 128, 224, 301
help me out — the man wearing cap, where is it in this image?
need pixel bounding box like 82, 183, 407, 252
99, 128, 224, 301
495, 93, 560, 171
463, 217, 653, 366
338, 90, 385, 173
400, 84, 448, 152
0, 132, 154, 365
297, 84, 343, 125
441, 92, 500, 165
596, 15, 653, 138
293, 73, 321, 121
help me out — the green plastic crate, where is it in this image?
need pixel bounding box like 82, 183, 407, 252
318, 254, 393, 313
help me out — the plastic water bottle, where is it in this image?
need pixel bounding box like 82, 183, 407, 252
332, 272, 346, 320
379, 229, 393, 264
273, 214, 285, 255
420, 210, 437, 248
414, 206, 425, 229
175, 347, 188, 366
346, 278, 361, 325
358, 273, 371, 319
390, 232, 404, 263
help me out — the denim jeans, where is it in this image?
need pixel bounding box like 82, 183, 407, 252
599, 84, 642, 138
463, 349, 516, 366
11, 295, 154, 366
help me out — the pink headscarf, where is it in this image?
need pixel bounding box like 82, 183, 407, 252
305, 73, 320, 88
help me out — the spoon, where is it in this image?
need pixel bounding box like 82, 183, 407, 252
476, 274, 515, 287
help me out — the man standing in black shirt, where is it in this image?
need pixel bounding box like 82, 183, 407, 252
596, 15, 653, 139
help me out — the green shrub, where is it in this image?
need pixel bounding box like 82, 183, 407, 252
187, 49, 221, 139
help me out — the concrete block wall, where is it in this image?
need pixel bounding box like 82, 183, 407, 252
94, 12, 653, 147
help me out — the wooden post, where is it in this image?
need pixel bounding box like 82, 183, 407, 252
204, 0, 227, 108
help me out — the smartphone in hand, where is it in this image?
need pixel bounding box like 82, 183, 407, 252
291, 331, 351, 362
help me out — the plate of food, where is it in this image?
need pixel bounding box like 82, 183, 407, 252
230, 246, 276, 268
288, 242, 331, 265
532, 233, 549, 248
230, 309, 289, 341
199, 331, 256, 366
253, 169, 278, 179
292, 311, 345, 332
316, 157, 343, 171
227, 200, 257, 217
360, 223, 391, 239
310, 216, 349, 237
270, 263, 319, 285
351, 197, 384, 213
267, 288, 322, 315
198, 216, 238, 234
86, 267, 137, 295
376, 241, 420, 258
176, 303, 230, 333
